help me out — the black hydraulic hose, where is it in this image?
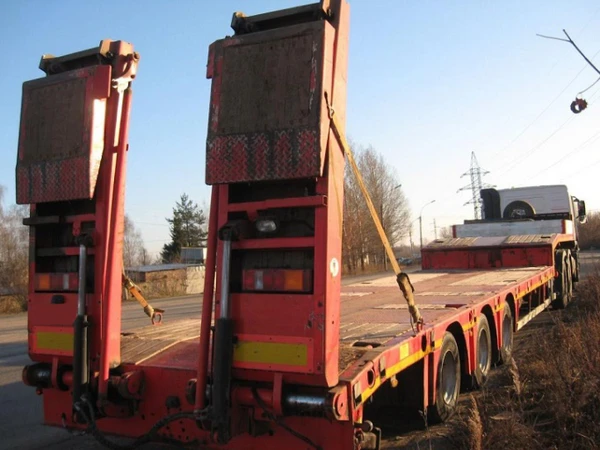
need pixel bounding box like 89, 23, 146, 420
251, 388, 322, 450
74, 397, 202, 450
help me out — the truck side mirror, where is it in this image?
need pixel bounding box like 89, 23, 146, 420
577, 200, 587, 223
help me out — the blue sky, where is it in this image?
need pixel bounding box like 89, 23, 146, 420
2, 1, 600, 255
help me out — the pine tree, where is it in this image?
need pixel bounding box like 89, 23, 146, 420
161, 193, 207, 263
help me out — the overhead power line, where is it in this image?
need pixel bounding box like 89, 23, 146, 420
487, 57, 596, 164
494, 85, 600, 179
538, 29, 600, 114
488, 15, 600, 164
530, 129, 600, 181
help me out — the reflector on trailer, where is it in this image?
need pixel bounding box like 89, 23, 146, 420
36, 274, 51, 291
243, 269, 312, 293
35, 273, 79, 292
255, 218, 278, 233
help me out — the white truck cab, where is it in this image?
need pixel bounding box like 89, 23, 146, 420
492, 185, 586, 223
453, 185, 586, 239
451, 184, 586, 290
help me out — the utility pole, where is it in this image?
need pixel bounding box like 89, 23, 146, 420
432, 218, 437, 239
458, 152, 492, 220
419, 216, 423, 250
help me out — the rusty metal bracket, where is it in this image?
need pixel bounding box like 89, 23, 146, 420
122, 272, 164, 325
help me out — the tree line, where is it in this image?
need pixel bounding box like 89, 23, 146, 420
0, 186, 28, 306
161, 193, 207, 263
343, 143, 410, 274
579, 211, 600, 250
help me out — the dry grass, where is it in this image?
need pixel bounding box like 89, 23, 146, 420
0, 295, 27, 314
451, 273, 600, 450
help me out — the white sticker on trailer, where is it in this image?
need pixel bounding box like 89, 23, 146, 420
330, 258, 339, 277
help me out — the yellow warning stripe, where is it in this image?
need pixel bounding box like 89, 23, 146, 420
358, 338, 443, 403
36, 331, 73, 353
233, 341, 308, 367
493, 303, 505, 314
462, 321, 475, 332
515, 275, 552, 300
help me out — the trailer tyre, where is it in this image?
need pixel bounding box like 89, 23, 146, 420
474, 315, 492, 387
428, 332, 461, 424
565, 257, 573, 301
573, 256, 580, 284
553, 250, 572, 309
499, 304, 513, 364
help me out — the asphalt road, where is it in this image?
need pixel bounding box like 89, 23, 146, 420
1, 256, 598, 450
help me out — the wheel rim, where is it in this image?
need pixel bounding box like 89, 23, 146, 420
478, 328, 489, 372
503, 315, 512, 351
441, 350, 457, 404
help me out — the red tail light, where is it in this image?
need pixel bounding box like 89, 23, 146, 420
242, 269, 312, 293
35, 273, 79, 292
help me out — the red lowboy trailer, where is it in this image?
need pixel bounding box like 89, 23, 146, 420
18, 2, 586, 449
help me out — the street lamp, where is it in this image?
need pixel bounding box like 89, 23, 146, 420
419, 200, 436, 250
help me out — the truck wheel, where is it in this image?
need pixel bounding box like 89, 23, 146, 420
573, 254, 580, 284
474, 315, 492, 387
499, 304, 513, 364
428, 332, 461, 424
553, 250, 572, 309
565, 257, 573, 301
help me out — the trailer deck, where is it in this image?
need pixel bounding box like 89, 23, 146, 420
120, 265, 554, 375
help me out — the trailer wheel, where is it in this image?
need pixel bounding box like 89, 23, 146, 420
474, 315, 492, 387
499, 304, 513, 364
429, 332, 460, 424
571, 254, 581, 288
565, 257, 573, 301
553, 250, 572, 309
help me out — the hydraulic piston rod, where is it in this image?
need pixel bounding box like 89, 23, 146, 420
212, 226, 235, 443
72, 240, 90, 418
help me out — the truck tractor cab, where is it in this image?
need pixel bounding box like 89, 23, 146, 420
479, 185, 586, 226
449, 184, 585, 305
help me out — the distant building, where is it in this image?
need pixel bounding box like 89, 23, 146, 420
125, 263, 205, 298
0, 287, 17, 297
181, 247, 206, 265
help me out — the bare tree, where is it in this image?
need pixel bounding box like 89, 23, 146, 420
0, 185, 29, 309
342, 144, 410, 273
578, 211, 600, 250
123, 214, 149, 268
343, 156, 367, 273
439, 226, 454, 239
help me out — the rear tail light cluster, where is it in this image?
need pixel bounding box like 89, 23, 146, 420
35, 273, 79, 292
243, 269, 312, 293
